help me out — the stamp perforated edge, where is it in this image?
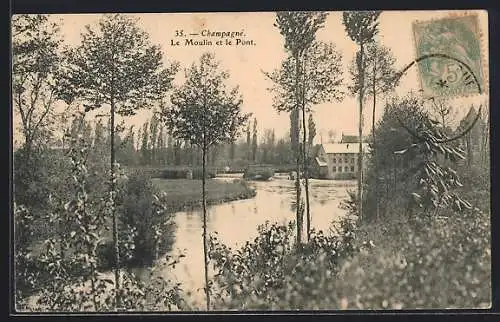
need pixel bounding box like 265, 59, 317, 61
410, 10, 489, 99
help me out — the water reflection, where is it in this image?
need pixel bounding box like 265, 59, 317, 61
159, 174, 356, 307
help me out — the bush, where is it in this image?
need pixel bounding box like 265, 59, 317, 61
333, 208, 490, 309
133, 167, 218, 179
208, 217, 359, 309
117, 171, 176, 267
14, 148, 71, 224
191, 167, 216, 179
243, 166, 274, 181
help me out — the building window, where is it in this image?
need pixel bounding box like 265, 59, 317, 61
351, 158, 355, 164
345, 166, 349, 172
332, 166, 336, 172
333, 158, 336, 163
351, 166, 355, 172
338, 166, 342, 172
344, 157, 348, 163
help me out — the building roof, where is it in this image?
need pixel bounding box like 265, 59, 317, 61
340, 133, 370, 143
321, 143, 370, 154
340, 134, 359, 143
315, 157, 328, 167
310, 144, 322, 157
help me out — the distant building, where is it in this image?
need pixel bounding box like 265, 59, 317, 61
311, 142, 370, 179
340, 133, 370, 144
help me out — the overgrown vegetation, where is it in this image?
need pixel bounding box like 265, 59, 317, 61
14, 132, 186, 312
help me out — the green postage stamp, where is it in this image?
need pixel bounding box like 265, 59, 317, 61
412, 14, 485, 97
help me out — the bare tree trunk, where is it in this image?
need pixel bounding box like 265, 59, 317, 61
466, 132, 472, 166
301, 54, 311, 241
372, 50, 378, 221
294, 52, 302, 247
202, 145, 210, 310
358, 42, 365, 221
302, 109, 311, 241
110, 95, 121, 311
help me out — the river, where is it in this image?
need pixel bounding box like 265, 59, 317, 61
156, 173, 356, 308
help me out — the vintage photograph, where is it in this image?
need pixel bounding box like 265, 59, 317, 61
11, 10, 490, 312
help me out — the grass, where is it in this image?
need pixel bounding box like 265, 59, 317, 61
151, 178, 256, 212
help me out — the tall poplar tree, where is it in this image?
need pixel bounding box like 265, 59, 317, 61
348, 41, 399, 220
269, 11, 343, 242
342, 10, 381, 220
162, 52, 250, 310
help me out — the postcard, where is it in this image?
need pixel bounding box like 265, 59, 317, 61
11, 10, 490, 312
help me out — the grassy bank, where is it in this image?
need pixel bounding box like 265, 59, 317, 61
151, 178, 256, 213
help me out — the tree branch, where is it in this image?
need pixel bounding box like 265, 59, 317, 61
395, 105, 482, 144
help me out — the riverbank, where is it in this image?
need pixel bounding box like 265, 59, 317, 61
206, 202, 490, 310
203, 172, 491, 310
151, 178, 257, 213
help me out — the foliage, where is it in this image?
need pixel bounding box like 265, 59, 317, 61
150, 178, 256, 212
274, 11, 328, 56
272, 11, 342, 247
163, 53, 250, 150
14, 204, 40, 307
57, 13, 179, 308
307, 114, 316, 145
58, 14, 178, 112
342, 10, 382, 221
158, 167, 216, 179
342, 11, 381, 46
363, 96, 474, 221
207, 202, 489, 310
208, 218, 359, 309
243, 166, 274, 181
24, 133, 110, 311
15, 134, 186, 312
251, 118, 258, 162
427, 97, 459, 130
12, 14, 62, 153
347, 42, 399, 98
264, 40, 345, 113
334, 208, 490, 309
13, 147, 69, 221
118, 172, 176, 267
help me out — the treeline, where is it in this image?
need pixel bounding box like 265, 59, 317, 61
59, 114, 298, 169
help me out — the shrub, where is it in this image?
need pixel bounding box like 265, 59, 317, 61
191, 167, 216, 179
243, 166, 274, 181
208, 217, 359, 309
333, 208, 490, 309
145, 167, 217, 179
117, 171, 176, 267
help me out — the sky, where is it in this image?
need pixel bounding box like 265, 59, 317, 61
12, 10, 489, 146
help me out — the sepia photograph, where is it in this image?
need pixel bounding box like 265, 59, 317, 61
11, 10, 491, 312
